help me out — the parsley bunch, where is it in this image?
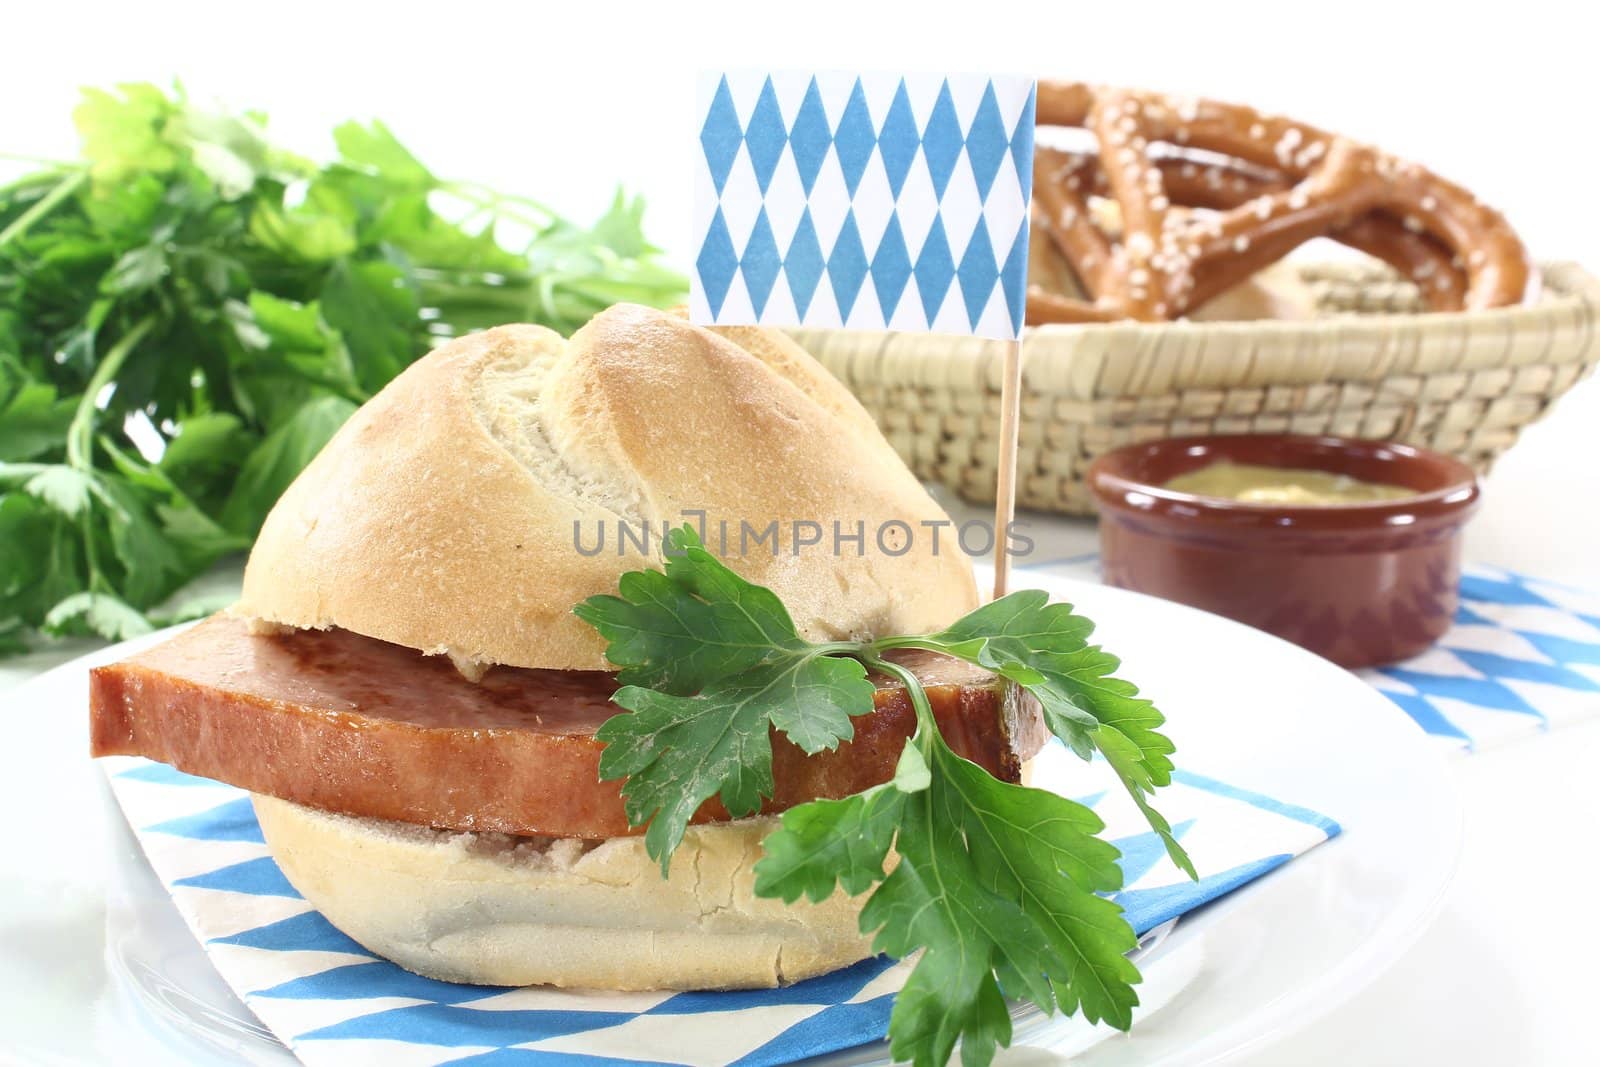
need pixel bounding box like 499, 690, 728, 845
576, 526, 1195, 1067
0, 84, 683, 652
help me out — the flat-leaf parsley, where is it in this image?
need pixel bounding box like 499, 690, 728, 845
575, 525, 1195, 1067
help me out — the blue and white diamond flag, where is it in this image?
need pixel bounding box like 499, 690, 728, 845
692, 71, 1037, 340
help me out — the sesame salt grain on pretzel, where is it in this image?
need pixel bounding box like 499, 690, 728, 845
1026, 82, 1530, 323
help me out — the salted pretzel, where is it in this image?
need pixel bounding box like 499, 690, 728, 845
1035, 148, 1469, 313
1026, 82, 1530, 324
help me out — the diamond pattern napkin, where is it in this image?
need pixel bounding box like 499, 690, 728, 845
1361, 565, 1600, 750
102, 745, 1338, 1067
1024, 556, 1600, 752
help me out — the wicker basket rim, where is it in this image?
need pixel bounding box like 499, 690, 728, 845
1030, 259, 1595, 339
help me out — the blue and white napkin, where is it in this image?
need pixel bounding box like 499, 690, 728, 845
1024, 556, 1600, 753
1361, 565, 1600, 750
101, 746, 1338, 1067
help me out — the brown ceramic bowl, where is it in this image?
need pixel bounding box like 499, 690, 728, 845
1086, 435, 1480, 668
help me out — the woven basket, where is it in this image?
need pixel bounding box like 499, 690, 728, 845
789, 260, 1600, 515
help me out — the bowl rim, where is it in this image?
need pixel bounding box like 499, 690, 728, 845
1085, 433, 1482, 533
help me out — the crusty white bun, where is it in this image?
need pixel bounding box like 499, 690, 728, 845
237, 303, 978, 674
234, 307, 979, 990
252, 794, 876, 990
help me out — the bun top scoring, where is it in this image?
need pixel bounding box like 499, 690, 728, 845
238, 304, 978, 672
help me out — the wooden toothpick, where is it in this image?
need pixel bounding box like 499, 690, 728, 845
991, 337, 1023, 602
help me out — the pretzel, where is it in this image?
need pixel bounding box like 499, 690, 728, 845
1037, 148, 1468, 312
1027, 82, 1530, 323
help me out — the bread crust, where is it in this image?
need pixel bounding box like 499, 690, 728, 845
238, 305, 977, 671
252, 794, 876, 990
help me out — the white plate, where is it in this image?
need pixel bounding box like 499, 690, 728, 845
0, 574, 1460, 1066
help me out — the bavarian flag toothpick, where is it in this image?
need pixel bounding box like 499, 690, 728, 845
690, 70, 1039, 598
692, 71, 1037, 338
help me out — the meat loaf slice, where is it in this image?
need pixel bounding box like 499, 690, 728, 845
91, 614, 1045, 838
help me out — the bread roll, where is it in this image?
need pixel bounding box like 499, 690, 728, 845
238, 304, 977, 672
252, 794, 876, 990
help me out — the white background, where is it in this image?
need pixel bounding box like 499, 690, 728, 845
6, 1, 1597, 268
5, 1, 1600, 1063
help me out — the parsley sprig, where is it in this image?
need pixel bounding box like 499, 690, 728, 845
0, 83, 683, 652
575, 526, 1195, 1067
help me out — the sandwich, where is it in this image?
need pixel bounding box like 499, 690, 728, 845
89, 304, 1188, 1066
90, 304, 1043, 988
